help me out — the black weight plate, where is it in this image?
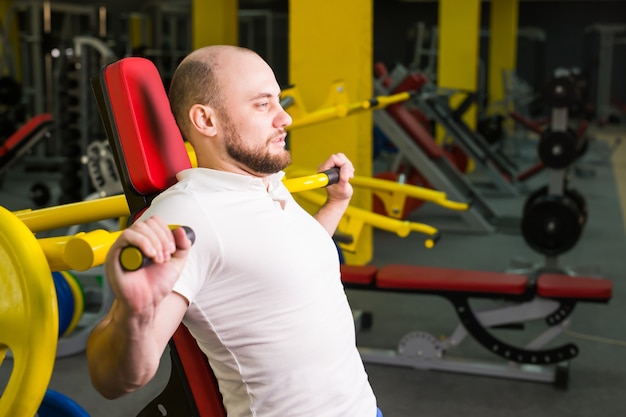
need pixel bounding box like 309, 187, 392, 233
542, 76, 579, 108
521, 194, 585, 256
538, 130, 578, 169
523, 186, 548, 217
565, 187, 588, 224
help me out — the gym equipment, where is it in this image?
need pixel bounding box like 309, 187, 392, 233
37, 389, 90, 417
418, 87, 522, 196
30, 182, 52, 206
55, 267, 107, 358
521, 191, 585, 256
281, 80, 474, 247
281, 81, 413, 131
585, 25, 626, 123
138, 325, 226, 417
61, 271, 85, 338
518, 70, 589, 266
342, 263, 612, 389
12, 168, 426, 273
52, 271, 74, 337
538, 128, 586, 169
373, 65, 499, 233
120, 225, 189, 271
288, 165, 473, 251
0, 113, 53, 177
295, 185, 441, 250
52, 265, 100, 359
542, 75, 580, 109
511, 72, 590, 170
85, 140, 123, 197
0, 206, 58, 417
377, 63, 522, 197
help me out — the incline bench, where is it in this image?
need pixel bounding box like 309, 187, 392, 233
341, 263, 612, 388
91, 56, 225, 417
0, 113, 53, 177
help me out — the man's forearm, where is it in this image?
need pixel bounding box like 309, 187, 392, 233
314, 198, 350, 236
86, 302, 162, 399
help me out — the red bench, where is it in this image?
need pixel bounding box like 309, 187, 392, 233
340, 263, 612, 387
0, 113, 53, 176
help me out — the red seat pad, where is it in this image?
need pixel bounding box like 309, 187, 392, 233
537, 274, 612, 300
340, 265, 378, 285
376, 264, 528, 295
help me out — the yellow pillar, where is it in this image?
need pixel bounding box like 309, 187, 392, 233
127, 13, 145, 52
191, 0, 238, 49
289, 0, 373, 265
488, 0, 519, 115
437, 0, 481, 131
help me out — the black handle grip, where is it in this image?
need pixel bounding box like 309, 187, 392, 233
322, 166, 341, 186
119, 225, 196, 272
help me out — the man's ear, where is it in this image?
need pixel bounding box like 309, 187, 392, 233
189, 104, 218, 137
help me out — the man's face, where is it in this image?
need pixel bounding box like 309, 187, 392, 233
221, 108, 291, 174
217, 52, 293, 175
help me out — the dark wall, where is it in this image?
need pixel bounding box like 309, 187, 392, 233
68, 0, 625, 105
373, 0, 626, 103
374, 1, 439, 70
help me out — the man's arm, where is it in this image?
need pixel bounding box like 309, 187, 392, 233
86, 217, 192, 399
313, 153, 354, 235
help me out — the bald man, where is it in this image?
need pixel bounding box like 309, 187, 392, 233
87, 46, 379, 417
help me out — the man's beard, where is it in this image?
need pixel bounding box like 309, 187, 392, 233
223, 114, 291, 175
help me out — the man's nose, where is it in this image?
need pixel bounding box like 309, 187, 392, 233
276, 106, 293, 128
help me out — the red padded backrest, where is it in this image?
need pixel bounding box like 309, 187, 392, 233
102, 57, 191, 196
172, 326, 226, 417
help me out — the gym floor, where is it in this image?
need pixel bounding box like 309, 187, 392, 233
1, 124, 626, 416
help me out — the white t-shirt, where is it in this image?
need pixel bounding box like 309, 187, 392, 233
140, 168, 377, 417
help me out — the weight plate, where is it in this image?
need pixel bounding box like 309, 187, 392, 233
52, 272, 74, 338
538, 129, 578, 169
565, 188, 588, 225
36, 389, 90, 417
542, 76, 578, 108
61, 271, 85, 337
0, 206, 58, 417
523, 186, 549, 217
525, 186, 588, 226
30, 182, 51, 207
521, 194, 585, 256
